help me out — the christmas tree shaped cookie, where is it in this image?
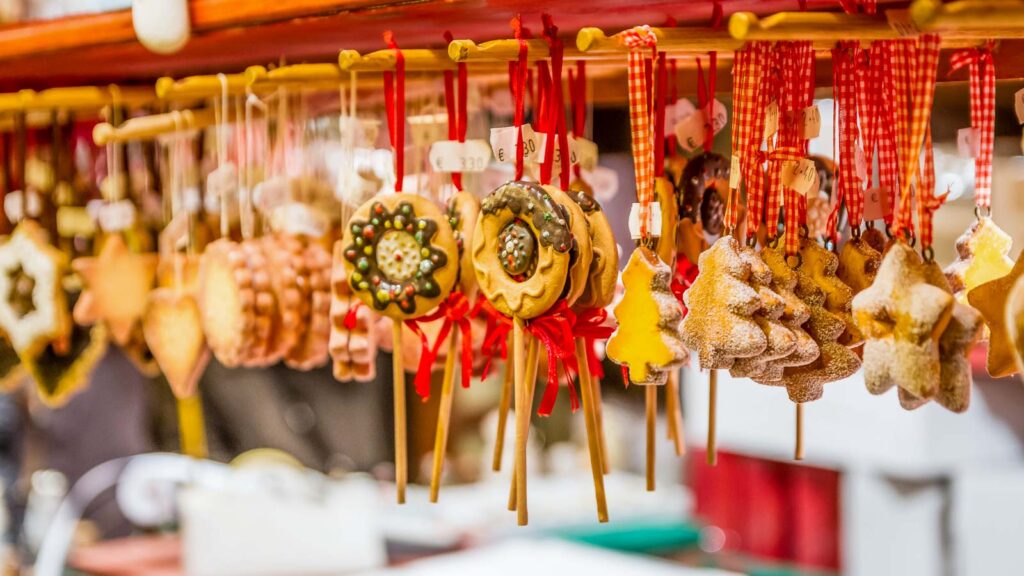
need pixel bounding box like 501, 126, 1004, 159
729, 248, 797, 380
607, 247, 688, 385
752, 247, 819, 385
680, 236, 766, 369
801, 239, 860, 347
946, 217, 1014, 307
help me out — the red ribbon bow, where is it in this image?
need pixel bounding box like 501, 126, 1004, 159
571, 307, 615, 380
527, 301, 580, 416
473, 296, 512, 381
404, 291, 474, 401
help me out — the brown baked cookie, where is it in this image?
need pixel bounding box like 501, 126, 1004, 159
837, 236, 881, 295
679, 152, 730, 237
472, 181, 572, 319
654, 176, 678, 266
752, 247, 819, 385
341, 193, 459, 320
197, 239, 261, 368
569, 188, 618, 310
544, 185, 593, 308
447, 191, 481, 299
801, 239, 861, 347
729, 247, 797, 380
285, 240, 332, 371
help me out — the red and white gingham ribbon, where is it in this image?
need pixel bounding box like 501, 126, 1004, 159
622, 25, 658, 238
950, 43, 996, 210
730, 45, 757, 234
828, 41, 863, 240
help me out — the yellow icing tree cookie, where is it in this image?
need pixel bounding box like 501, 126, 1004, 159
968, 250, 1024, 378
607, 247, 687, 385
945, 216, 1014, 306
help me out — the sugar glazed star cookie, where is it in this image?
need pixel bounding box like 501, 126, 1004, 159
0, 221, 71, 356
968, 251, 1024, 378
680, 236, 766, 369
853, 242, 954, 399
72, 234, 157, 346
607, 246, 687, 385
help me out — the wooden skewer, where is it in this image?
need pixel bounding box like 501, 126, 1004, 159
592, 374, 610, 475
645, 385, 657, 491
177, 393, 208, 459
574, 338, 609, 522
392, 321, 408, 504
666, 369, 686, 456
508, 338, 539, 511
795, 402, 805, 461
492, 333, 514, 472
707, 370, 718, 466
429, 331, 460, 503
512, 317, 529, 525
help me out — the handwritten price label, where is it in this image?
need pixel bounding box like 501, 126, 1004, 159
800, 105, 821, 140
674, 99, 728, 152
957, 127, 980, 158
490, 125, 544, 165
781, 158, 818, 196
429, 140, 492, 173
764, 101, 780, 140
863, 186, 892, 221
729, 155, 742, 189
571, 137, 599, 171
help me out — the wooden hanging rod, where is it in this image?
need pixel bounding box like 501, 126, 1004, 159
245, 64, 343, 87
576, 26, 742, 54
447, 38, 595, 62
93, 108, 216, 145
156, 74, 249, 100
0, 86, 155, 113
910, 0, 1024, 33
340, 48, 456, 71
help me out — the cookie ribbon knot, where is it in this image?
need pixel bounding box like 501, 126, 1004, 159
406, 290, 474, 400
572, 307, 616, 379
527, 301, 580, 416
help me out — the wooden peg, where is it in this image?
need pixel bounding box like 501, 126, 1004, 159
707, 370, 718, 466
576, 26, 741, 55
429, 331, 460, 502
575, 338, 608, 522
795, 402, 805, 461
645, 385, 657, 491
392, 321, 408, 504
340, 48, 455, 72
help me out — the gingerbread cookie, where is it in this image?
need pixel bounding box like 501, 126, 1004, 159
751, 247, 819, 385
653, 176, 678, 266
837, 236, 881, 296
801, 239, 861, 347
676, 217, 708, 269
473, 181, 572, 319
853, 242, 954, 398
679, 153, 730, 238
261, 234, 311, 363
284, 240, 331, 371
342, 194, 459, 320
680, 236, 766, 369
144, 288, 209, 398
0, 221, 71, 356
968, 250, 1024, 378
238, 240, 278, 367
607, 246, 687, 385
729, 248, 798, 380
329, 241, 379, 382
861, 225, 887, 255
197, 239, 264, 367
544, 185, 593, 307
1005, 273, 1024, 378
570, 188, 618, 310
447, 191, 481, 298
73, 235, 157, 346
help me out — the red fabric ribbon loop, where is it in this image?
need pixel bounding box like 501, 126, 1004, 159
572, 307, 616, 379
526, 301, 580, 416
473, 297, 512, 380
949, 43, 995, 210
382, 31, 405, 193
405, 291, 475, 400
343, 299, 363, 330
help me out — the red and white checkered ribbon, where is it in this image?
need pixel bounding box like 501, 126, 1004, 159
950, 44, 996, 210
892, 35, 941, 243
828, 42, 862, 240
622, 25, 658, 238
866, 42, 900, 224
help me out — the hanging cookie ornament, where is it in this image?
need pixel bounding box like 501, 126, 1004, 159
329, 245, 381, 383
969, 254, 1024, 378
342, 34, 458, 504
1005, 274, 1024, 378
73, 235, 157, 346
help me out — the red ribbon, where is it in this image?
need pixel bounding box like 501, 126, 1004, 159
569, 61, 587, 178
382, 31, 406, 192
404, 291, 475, 400
654, 51, 667, 176
510, 15, 530, 181
572, 307, 615, 380
671, 254, 700, 314
343, 299, 363, 330
527, 301, 580, 416
472, 296, 512, 380
442, 31, 468, 192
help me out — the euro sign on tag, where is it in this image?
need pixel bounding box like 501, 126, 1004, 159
490, 125, 542, 164
863, 186, 892, 221
429, 140, 492, 173
957, 127, 980, 158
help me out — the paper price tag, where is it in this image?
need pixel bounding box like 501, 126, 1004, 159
781, 158, 817, 196
709, 99, 728, 135
253, 177, 291, 212
627, 201, 663, 240
863, 186, 892, 221
570, 137, 599, 171
855, 146, 869, 182
159, 211, 190, 253
800, 105, 821, 140
674, 110, 706, 152
729, 155, 742, 189
1015, 88, 1024, 125
957, 127, 980, 158
408, 113, 448, 147
98, 199, 137, 232
57, 206, 96, 238
429, 140, 492, 173
764, 101, 780, 139
3, 190, 41, 223
490, 125, 543, 165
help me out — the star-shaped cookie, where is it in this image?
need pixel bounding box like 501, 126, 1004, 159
0, 221, 70, 355
968, 250, 1024, 378
73, 235, 157, 346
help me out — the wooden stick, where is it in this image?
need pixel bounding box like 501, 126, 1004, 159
795, 402, 805, 461
666, 370, 686, 456
177, 393, 208, 459
392, 321, 407, 504
512, 317, 529, 525
707, 370, 718, 466
508, 338, 539, 511
645, 385, 657, 492
492, 336, 514, 472
429, 332, 460, 502
574, 338, 609, 522
592, 374, 609, 474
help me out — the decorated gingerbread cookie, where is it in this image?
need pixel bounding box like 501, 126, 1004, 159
679, 152, 730, 238
447, 191, 481, 299
197, 239, 264, 367
329, 241, 380, 383
569, 188, 618, 310
472, 181, 572, 319
968, 251, 1024, 378
544, 185, 593, 307
0, 221, 71, 356
342, 194, 458, 320
837, 236, 881, 296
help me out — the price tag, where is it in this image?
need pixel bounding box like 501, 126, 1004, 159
490, 125, 543, 165
673, 100, 729, 153
57, 206, 96, 238
570, 137, 599, 171
863, 186, 892, 222
957, 127, 980, 158
627, 201, 663, 240
764, 101, 780, 139
408, 113, 448, 147
1015, 88, 1024, 125
206, 162, 237, 201
855, 146, 869, 182
781, 158, 817, 196
729, 155, 742, 189
98, 199, 137, 232
664, 99, 696, 138
3, 190, 42, 223
429, 140, 492, 173
799, 105, 821, 140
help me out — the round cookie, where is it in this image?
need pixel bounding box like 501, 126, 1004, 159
654, 176, 679, 266
679, 152, 730, 237
543, 185, 593, 308
341, 194, 458, 320
569, 188, 618, 310
197, 239, 260, 368
472, 181, 572, 319
447, 191, 481, 298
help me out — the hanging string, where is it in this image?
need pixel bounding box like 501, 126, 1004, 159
541, 14, 570, 191
622, 25, 658, 239
668, 59, 679, 159
949, 42, 996, 213
382, 31, 406, 192
441, 31, 468, 192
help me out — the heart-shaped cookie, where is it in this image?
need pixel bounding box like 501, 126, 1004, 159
143, 288, 210, 399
